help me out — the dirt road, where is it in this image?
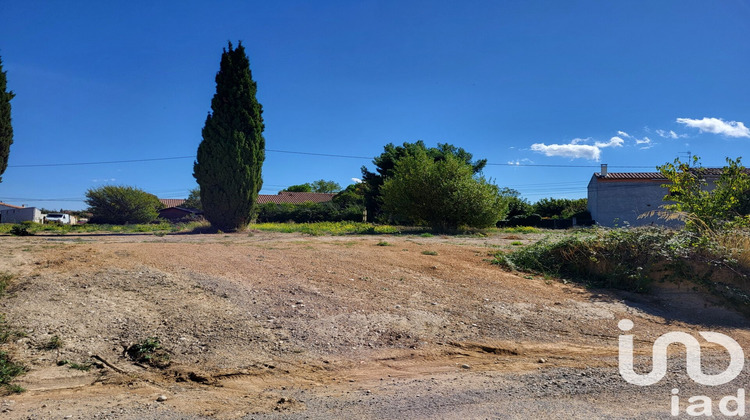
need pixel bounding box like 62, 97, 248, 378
1, 231, 749, 419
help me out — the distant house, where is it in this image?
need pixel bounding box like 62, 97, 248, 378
257, 192, 336, 205
587, 164, 673, 227
587, 164, 745, 227
0, 202, 45, 224
159, 198, 186, 208
159, 192, 336, 209
158, 207, 203, 221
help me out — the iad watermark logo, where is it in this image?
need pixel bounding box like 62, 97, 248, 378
617, 319, 746, 416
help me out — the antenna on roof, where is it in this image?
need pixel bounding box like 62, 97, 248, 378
678, 151, 692, 166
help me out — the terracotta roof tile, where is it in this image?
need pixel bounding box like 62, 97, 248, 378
595, 172, 667, 180
159, 199, 186, 207
159, 193, 335, 208
257, 192, 335, 205
0, 201, 24, 209
596, 167, 750, 181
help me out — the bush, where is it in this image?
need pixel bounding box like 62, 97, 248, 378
9, 224, 32, 236
256, 202, 364, 224
381, 151, 507, 230
85, 185, 163, 225
494, 227, 687, 292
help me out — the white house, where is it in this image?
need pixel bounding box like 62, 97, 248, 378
0, 202, 45, 224
587, 165, 676, 227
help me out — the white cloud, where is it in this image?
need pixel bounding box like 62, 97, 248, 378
92, 178, 116, 183
351, 178, 362, 184
507, 158, 534, 166
531, 135, 624, 161
676, 117, 750, 138
635, 136, 654, 149
594, 136, 625, 148
531, 143, 601, 160
617, 131, 631, 138
655, 129, 686, 139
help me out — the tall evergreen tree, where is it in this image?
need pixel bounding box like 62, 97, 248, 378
193, 42, 265, 231
0, 56, 14, 183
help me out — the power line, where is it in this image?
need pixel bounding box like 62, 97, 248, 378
8, 156, 195, 168
7, 149, 660, 169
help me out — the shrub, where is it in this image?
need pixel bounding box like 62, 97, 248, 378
381, 150, 507, 230
0, 351, 25, 393
9, 224, 32, 236
126, 337, 170, 368
494, 227, 685, 292
256, 202, 364, 224
86, 185, 163, 224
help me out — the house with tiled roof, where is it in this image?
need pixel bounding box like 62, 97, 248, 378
158, 192, 334, 212
159, 198, 186, 208
257, 192, 335, 205
0, 202, 45, 224
587, 164, 674, 227
587, 164, 744, 227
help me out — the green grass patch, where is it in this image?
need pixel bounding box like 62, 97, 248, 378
0, 273, 11, 298
127, 337, 171, 368
376, 241, 392, 246
0, 351, 25, 394
41, 335, 63, 350
493, 227, 687, 292
57, 360, 92, 371
0, 221, 210, 236
252, 222, 402, 236
494, 226, 542, 234
421, 250, 438, 256
419, 232, 434, 238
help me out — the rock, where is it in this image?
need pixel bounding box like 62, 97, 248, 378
461, 364, 471, 369
538, 358, 546, 364
156, 395, 168, 402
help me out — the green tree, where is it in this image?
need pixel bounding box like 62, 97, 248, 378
0, 56, 14, 183
282, 184, 312, 192
500, 188, 533, 218
532, 197, 588, 219
182, 188, 202, 210
310, 179, 342, 193
193, 41, 265, 231
658, 156, 750, 229
362, 141, 487, 221
380, 150, 506, 230
332, 183, 365, 208
85, 186, 163, 224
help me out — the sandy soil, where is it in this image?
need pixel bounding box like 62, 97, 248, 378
1, 231, 749, 419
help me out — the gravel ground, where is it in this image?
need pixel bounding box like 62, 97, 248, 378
1, 231, 749, 419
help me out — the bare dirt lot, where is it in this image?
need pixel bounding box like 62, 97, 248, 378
2, 231, 750, 419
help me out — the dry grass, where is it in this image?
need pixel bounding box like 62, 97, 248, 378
716, 230, 750, 271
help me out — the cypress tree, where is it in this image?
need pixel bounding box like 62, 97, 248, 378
0, 55, 14, 183
194, 42, 265, 231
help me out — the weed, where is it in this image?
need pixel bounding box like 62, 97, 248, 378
510, 241, 523, 246
0, 351, 25, 393
253, 222, 402, 236
0, 272, 11, 297
127, 337, 170, 368
9, 225, 32, 236
42, 335, 63, 350
422, 250, 438, 256
420, 233, 434, 238
57, 360, 91, 371
376, 241, 391, 246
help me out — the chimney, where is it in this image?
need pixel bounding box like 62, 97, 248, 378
600, 164, 608, 177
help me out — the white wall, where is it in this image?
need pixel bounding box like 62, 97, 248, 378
0, 207, 45, 224
588, 177, 680, 227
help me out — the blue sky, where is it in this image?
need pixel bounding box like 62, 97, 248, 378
1, 0, 749, 211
